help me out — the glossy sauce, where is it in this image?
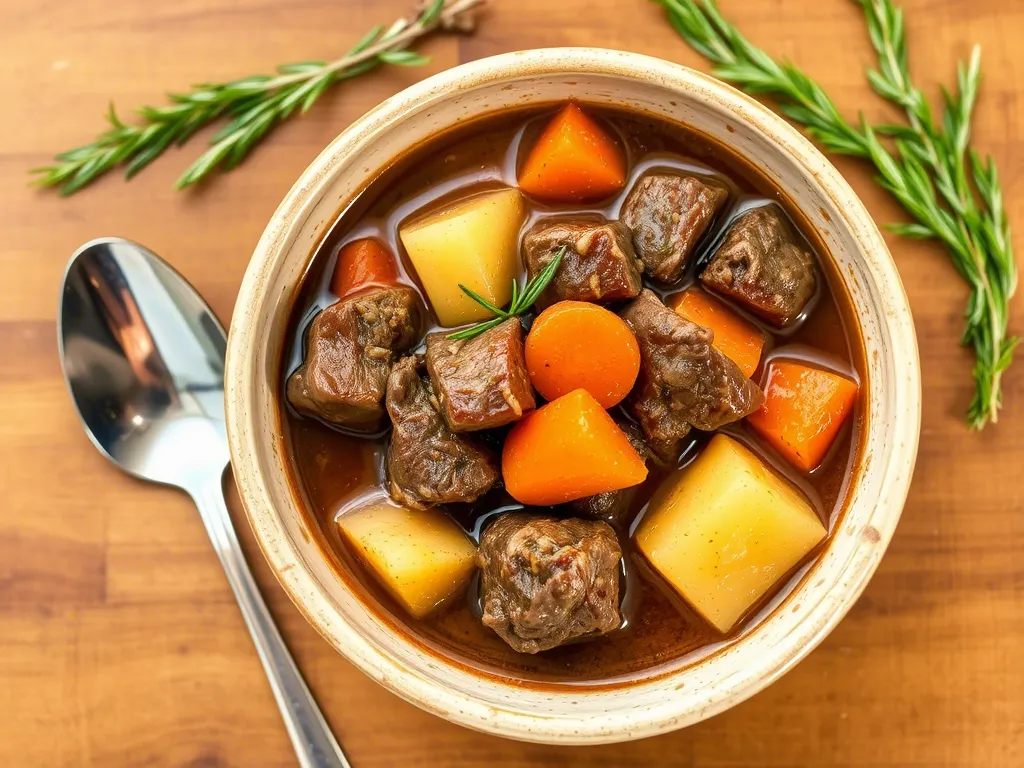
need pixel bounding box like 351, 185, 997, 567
280, 106, 867, 684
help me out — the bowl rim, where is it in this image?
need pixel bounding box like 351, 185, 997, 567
225, 47, 921, 743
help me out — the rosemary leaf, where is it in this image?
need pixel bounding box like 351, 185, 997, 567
420, 0, 446, 26
518, 249, 565, 309
378, 50, 431, 67
458, 285, 509, 318
350, 25, 386, 55
445, 317, 506, 342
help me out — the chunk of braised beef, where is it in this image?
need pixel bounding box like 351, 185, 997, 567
620, 290, 764, 449
571, 421, 651, 524
286, 287, 421, 431
621, 171, 728, 283
700, 206, 817, 327
522, 215, 643, 306
478, 514, 622, 653
646, 435, 687, 466
425, 319, 535, 432
385, 356, 498, 509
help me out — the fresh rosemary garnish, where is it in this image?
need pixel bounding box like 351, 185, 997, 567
31, 0, 484, 195
447, 247, 566, 341
656, 0, 1017, 429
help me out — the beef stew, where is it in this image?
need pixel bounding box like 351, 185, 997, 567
281, 103, 866, 682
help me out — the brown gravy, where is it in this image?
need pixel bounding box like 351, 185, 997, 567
279, 105, 867, 684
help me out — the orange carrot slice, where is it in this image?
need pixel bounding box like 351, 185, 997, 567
747, 360, 859, 472
525, 301, 640, 408
330, 238, 399, 298
502, 389, 648, 505
670, 288, 765, 377
518, 104, 626, 202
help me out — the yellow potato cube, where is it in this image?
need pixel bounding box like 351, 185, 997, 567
635, 434, 826, 633
337, 500, 477, 619
399, 188, 526, 326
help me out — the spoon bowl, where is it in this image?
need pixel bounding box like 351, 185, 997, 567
59, 238, 229, 490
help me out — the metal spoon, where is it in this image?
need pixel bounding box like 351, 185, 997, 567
58, 237, 350, 768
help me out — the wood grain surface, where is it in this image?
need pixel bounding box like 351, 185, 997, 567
2, 0, 1022, 765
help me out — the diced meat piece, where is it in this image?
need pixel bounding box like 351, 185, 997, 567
621, 171, 728, 283
385, 356, 498, 509
287, 287, 421, 431
620, 290, 764, 451
522, 215, 643, 306
701, 206, 817, 327
425, 319, 535, 432
647, 436, 686, 466
478, 514, 622, 653
571, 420, 651, 524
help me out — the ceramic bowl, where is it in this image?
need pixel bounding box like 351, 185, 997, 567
224, 48, 921, 744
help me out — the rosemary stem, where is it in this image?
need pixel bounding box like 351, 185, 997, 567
266, 0, 485, 90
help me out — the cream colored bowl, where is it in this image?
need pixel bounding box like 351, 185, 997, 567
225, 48, 921, 744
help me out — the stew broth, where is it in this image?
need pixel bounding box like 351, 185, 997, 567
280, 105, 866, 683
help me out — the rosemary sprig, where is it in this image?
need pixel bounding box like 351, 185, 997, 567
447, 247, 566, 341
656, 0, 1017, 428
31, 0, 484, 195
857, 0, 1016, 429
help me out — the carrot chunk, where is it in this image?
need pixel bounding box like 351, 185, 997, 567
525, 301, 640, 408
747, 360, 859, 472
502, 389, 648, 505
518, 104, 626, 202
670, 288, 765, 377
330, 238, 399, 298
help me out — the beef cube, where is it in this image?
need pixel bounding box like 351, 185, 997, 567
286, 286, 421, 431
478, 513, 622, 653
620, 290, 764, 451
425, 319, 535, 432
646, 436, 687, 466
571, 420, 651, 524
385, 356, 498, 509
622, 171, 728, 283
522, 215, 642, 306
701, 206, 817, 327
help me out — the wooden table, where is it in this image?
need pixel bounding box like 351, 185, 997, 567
2, 0, 1022, 765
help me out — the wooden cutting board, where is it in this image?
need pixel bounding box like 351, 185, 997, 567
1, 0, 1021, 765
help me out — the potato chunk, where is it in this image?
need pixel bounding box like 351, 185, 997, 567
400, 188, 526, 326
635, 434, 826, 633
337, 500, 477, 619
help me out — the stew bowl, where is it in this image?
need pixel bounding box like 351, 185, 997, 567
225, 48, 921, 744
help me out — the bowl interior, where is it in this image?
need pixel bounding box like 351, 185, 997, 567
225, 49, 920, 744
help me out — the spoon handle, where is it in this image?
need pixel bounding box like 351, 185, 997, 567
192, 470, 351, 768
